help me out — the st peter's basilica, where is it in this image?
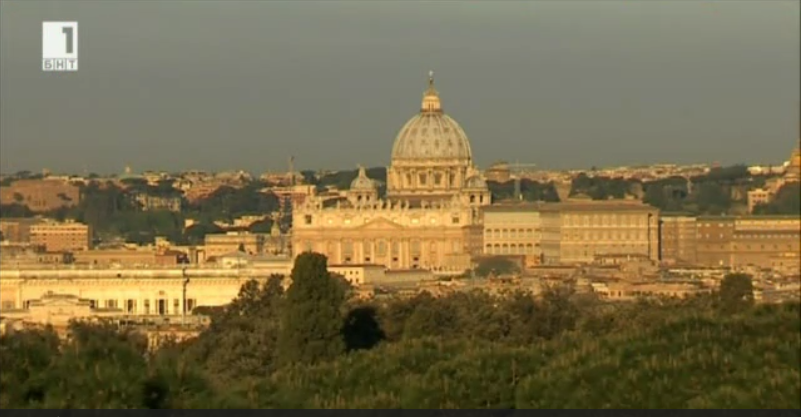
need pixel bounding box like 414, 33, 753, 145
291, 73, 490, 272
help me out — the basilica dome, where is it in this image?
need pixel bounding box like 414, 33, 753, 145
350, 166, 376, 191
390, 73, 473, 162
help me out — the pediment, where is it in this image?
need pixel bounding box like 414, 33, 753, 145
356, 217, 405, 231
34, 294, 89, 308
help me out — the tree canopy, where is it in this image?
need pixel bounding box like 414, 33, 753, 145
2, 264, 797, 409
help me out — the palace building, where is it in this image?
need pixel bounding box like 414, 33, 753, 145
291, 73, 491, 273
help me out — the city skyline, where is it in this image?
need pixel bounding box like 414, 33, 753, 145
1, 1, 799, 175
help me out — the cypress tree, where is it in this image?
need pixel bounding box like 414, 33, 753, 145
278, 252, 345, 365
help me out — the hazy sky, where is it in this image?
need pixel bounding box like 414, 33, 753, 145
1, 1, 798, 175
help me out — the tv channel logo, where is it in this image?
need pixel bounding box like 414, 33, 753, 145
43, 22, 78, 72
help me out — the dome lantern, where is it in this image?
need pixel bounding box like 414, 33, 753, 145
421, 70, 442, 113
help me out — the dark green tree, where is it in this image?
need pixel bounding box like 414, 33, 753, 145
718, 273, 755, 313
185, 277, 285, 383
278, 252, 346, 366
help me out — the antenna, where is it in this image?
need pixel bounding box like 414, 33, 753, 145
288, 156, 295, 186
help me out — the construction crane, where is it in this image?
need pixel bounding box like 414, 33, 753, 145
508, 162, 538, 200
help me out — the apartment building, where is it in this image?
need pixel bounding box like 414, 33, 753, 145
28, 220, 90, 252
659, 215, 698, 265
539, 197, 660, 265
482, 202, 542, 265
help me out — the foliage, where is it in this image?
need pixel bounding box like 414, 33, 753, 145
474, 256, 521, 277
754, 183, 801, 215
185, 182, 279, 224
0, 203, 34, 218
487, 179, 560, 202
277, 253, 346, 366
718, 273, 755, 313
183, 277, 285, 384
1, 254, 798, 409
570, 173, 634, 200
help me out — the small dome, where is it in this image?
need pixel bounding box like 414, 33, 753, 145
465, 175, 487, 189
390, 72, 473, 162
350, 166, 376, 191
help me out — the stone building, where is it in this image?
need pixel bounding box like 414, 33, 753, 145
694, 215, 800, 269
291, 73, 490, 273
659, 215, 698, 265
539, 197, 660, 265
203, 223, 290, 260
1, 218, 90, 253
481, 202, 543, 264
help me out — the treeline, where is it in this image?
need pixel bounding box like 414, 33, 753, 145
0, 165, 795, 246
1, 255, 798, 409
0, 179, 280, 246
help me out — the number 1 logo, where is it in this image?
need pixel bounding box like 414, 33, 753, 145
43, 21, 78, 72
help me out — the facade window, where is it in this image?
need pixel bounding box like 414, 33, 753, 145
419, 173, 427, 185
304, 215, 312, 225
126, 299, 136, 313
434, 173, 443, 185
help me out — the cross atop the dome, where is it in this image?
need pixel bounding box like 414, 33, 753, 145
428, 70, 434, 86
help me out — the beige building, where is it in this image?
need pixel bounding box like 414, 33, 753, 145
0, 218, 41, 242
539, 197, 660, 265
2, 218, 90, 253
0, 261, 396, 326
482, 203, 542, 264
659, 215, 698, 265
72, 247, 186, 267
133, 193, 182, 212
29, 220, 90, 252
203, 224, 290, 260
292, 73, 490, 273
747, 188, 771, 213
689, 215, 801, 269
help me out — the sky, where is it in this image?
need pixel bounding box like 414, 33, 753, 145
0, 1, 798, 175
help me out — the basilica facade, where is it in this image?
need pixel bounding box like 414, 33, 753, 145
291, 73, 490, 272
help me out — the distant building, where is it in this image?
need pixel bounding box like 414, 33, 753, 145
133, 193, 182, 212
0, 218, 89, 253
203, 227, 290, 260
539, 197, 660, 265
292, 73, 490, 274
659, 215, 698, 265
481, 202, 542, 264
693, 215, 800, 269
747, 188, 772, 213
29, 220, 91, 252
